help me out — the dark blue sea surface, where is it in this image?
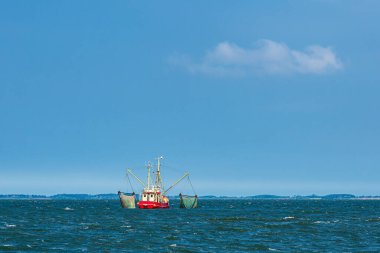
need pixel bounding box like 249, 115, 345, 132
1, 199, 380, 252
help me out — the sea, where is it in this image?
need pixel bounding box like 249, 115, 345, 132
1, 199, 379, 252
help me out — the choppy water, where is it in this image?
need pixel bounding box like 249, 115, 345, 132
1, 199, 380, 252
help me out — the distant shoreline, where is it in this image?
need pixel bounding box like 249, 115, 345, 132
1, 194, 380, 200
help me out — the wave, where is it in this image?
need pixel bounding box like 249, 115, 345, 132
314, 221, 330, 224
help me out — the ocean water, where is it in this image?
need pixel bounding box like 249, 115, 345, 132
1, 199, 379, 252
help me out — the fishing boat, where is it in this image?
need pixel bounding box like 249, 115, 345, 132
118, 156, 197, 209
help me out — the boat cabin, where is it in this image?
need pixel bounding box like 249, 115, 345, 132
141, 191, 161, 202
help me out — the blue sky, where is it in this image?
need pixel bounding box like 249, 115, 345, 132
1, 1, 379, 195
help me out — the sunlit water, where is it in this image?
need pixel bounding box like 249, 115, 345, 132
1, 199, 379, 252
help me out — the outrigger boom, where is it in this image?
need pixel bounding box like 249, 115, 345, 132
164, 172, 189, 195
127, 169, 145, 188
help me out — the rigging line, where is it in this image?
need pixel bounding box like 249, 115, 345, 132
126, 173, 135, 193
160, 161, 183, 173
187, 176, 196, 195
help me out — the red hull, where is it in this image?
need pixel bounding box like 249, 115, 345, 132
137, 201, 169, 209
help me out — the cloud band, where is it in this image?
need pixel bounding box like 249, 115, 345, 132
170, 40, 343, 76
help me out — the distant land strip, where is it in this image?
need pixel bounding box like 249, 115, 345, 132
0, 194, 380, 200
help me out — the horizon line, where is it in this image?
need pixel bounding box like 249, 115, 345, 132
1, 193, 380, 197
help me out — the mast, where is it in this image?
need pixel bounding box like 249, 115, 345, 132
156, 156, 163, 189
147, 162, 151, 190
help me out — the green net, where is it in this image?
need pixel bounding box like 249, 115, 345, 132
118, 192, 136, 209
180, 195, 198, 209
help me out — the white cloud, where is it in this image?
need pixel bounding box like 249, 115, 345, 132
170, 40, 343, 76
